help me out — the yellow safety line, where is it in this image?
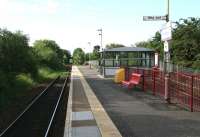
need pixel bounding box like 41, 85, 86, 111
64, 69, 73, 137
75, 66, 122, 137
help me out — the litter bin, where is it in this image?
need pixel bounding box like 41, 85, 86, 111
114, 68, 125, 83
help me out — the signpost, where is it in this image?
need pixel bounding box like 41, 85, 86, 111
143, 16, 167, 21
143, 0, 171, 103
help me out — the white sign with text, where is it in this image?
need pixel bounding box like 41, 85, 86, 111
161, 22, 172, 41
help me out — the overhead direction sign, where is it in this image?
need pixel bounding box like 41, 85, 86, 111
143, 16, 167, 21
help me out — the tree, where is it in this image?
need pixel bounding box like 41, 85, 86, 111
72, 48, 85, 65
135, 17, 200, 69
105, 43, 125, 49
62, 49, 71, 64
90, 45, 100, 60
171, 17, 200, 68
0, 29, 37, 76
136, 32, 163, 59
135, 41, 150, 48
94, 45, 100, 51
149, 32, 164, 58
33, 40, 63, 69
85, 53, 90, 61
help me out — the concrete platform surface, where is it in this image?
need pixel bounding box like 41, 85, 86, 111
78, 65, 200, 137
64, 66, 122, 137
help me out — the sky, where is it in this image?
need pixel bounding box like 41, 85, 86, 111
0, 0, 199, 53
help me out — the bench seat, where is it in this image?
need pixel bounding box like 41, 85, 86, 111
122, 73, 141, 89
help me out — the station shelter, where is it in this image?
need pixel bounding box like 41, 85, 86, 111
99, 47, 155, 77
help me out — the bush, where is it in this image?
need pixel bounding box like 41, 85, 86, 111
0, 29, 38, 76
33, 40, 65, 70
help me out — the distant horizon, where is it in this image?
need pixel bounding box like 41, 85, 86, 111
0, 0, 199, 53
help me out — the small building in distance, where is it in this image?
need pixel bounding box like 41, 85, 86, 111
99, 47, 155, 77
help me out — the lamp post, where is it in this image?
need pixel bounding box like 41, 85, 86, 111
88, 42, 91, 69
97, 28, 104, 76
97, 28, 103, 51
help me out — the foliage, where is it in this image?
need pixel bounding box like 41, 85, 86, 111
0, 28, 70, 109
105, 43, 125, 49
171, 17, 200, 68
150, 32, 163, 54
91, 45, 100, 60
136, 32, 164, 58
0, 66, 67, 108
37, 67, 68, 82
85, 53, 90, 61
135, 41, 150, 48
62, 49, 71, 64
72, 48, 85, 65
0, 29, 37, 76
33, 40, 65, 70
85, 45, 101, 61
136, 17, 200, 69
94, 45, 100, 51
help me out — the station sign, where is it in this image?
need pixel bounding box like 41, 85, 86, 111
161, 22, 172, 41
143, 16, 167, 21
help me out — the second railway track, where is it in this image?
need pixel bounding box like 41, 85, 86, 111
0, 76, 70, 137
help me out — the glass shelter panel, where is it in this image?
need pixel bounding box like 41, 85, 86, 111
102, 51, 154, 68
120, 52, 128, 58
104, 59, 114, 67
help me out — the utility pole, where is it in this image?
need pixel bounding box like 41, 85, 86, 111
164, 0, 171, 103
167, 0, 169, 22
97, 28, 103, 51
97, 28, 104, 76
88, 42, 91, 69
143, 0, 171, 103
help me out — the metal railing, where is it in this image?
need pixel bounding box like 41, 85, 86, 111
126, 67, 200, 112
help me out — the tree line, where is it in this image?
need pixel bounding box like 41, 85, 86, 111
72, 43, 125, 65
0, 28, 71, 106
0, 29, 70, 78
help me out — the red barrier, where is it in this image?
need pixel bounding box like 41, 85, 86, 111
141, 68, 152, 91
193, 76, 200, 111
126, 67, 200, 112
152, 69, 165, 98
152, 70, 200, 111
169, 72, 193, 111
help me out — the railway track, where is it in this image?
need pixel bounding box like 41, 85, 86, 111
0, 76, 70, 137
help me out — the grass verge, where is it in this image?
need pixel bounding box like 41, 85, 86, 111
0, 66, 69, 110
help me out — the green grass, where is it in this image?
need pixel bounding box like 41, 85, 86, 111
0, 66, 69, 109
37, 67, 68, 82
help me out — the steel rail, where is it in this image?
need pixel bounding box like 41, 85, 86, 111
44, 76, 69, 137
0, 76, 60, 137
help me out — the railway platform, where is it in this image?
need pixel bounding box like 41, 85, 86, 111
65, 66, 200, 137
64, 66, 122, 137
